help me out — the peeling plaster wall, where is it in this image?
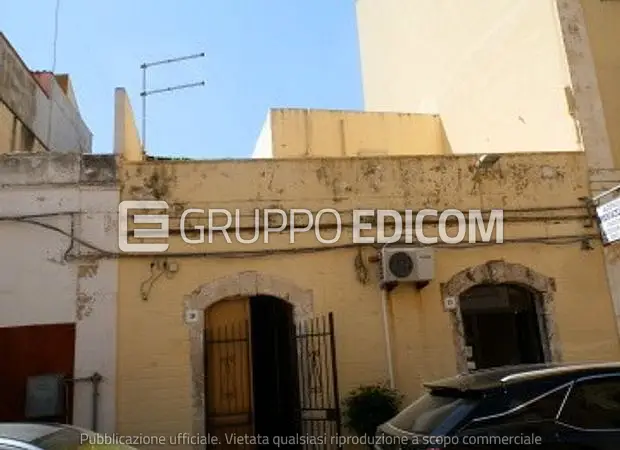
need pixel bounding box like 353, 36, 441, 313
590, 167, 620, 340
561, 0, 620, 361
0, 153, 118, 433
117, 152, 620, 446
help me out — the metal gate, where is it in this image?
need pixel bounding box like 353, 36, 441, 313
295, 313, 343, 449
204, 312, 342, 449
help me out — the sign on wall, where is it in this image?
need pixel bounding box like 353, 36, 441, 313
596, 196, 620, 244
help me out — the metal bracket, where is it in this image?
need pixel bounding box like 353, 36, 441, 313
379, 280, 397, 292
579, 196, 595, 228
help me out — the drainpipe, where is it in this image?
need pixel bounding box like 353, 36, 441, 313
69, 372, 103, 432
91, 372, 103, 432
381, 288, 395, 389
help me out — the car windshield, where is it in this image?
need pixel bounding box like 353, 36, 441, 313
388, 391, 478, 435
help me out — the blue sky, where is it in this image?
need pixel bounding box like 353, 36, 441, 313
1, 0, 363, 158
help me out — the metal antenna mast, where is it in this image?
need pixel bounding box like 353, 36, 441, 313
140, 52, 205, 153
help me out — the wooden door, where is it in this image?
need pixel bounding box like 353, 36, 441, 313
204, 297, 253, 449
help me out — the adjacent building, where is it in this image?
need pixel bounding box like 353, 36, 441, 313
252, 109, 451, 158
0, 33, 109, 430
0, 32, 92, 154
355, 0, 620, 169
0, 153, 118, 432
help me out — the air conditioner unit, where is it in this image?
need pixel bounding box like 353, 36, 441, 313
381, 247, 435, 284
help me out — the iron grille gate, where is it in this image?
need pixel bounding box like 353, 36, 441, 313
204, 313, 342, 449
295, 312, 343, 450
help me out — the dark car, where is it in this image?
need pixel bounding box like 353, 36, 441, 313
375, 362, 620, 450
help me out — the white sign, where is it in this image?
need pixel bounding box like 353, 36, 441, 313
596, 197, 620, 244
118, 200, 169, 253
118, 200, 504, 253
443, 296, 457, 311
184, 309, 199, 324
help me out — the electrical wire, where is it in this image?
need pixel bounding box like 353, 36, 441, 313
52, 0, 60, 73
46, 0, 61, 146
1, 215, 599, 260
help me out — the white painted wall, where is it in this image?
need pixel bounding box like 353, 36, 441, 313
0, 154, 117, 433
356, 0, 579, 155
252, 111, 274, 158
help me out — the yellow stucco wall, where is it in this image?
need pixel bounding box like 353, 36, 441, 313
253, 109, 451, 158
580, 0, 620, 168
114, 88, 144, 162
116, 151, 620, 444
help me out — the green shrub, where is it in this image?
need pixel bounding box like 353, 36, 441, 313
342, 383, 404, 440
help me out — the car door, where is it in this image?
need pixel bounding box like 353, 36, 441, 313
555, 374, 620, 450
454, 384, 570, 448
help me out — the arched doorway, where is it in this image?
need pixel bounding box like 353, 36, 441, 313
184, 272, 342, 450
204, 294, 301, 448
441, 260, 562, 373
460, 284, 546, 370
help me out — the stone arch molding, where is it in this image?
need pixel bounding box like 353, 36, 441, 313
182, 270, 314, 447
441, 260, 562, 374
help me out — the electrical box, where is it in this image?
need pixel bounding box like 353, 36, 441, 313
25, 373, 66, 419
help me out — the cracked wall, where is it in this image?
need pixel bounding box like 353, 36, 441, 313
117, 151, 620, 447
0, 153, 119, 433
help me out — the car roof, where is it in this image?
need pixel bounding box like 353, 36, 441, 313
0, 423, 88, 446
423, 361, 620, 393
0, 437, 41, 450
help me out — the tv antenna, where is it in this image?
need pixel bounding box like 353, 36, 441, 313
140, 52, 206, 153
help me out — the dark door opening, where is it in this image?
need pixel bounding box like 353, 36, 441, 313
461, 284, 545, 370
250, 295, 301, 448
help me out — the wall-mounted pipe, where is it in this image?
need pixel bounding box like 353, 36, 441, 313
67, 372, 103, 432
91, 372, 102, 432
381, 289, 395, 389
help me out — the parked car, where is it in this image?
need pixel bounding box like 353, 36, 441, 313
0, 423, 136, 450
375, 362, 620, 450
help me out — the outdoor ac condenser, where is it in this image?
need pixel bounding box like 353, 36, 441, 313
380, 247, 435, 284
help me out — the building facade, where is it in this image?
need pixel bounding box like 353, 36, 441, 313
114, 105, 620, 449
0, 33, 92, 154
355, 0, 620, 366
0, 153, 118, 433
